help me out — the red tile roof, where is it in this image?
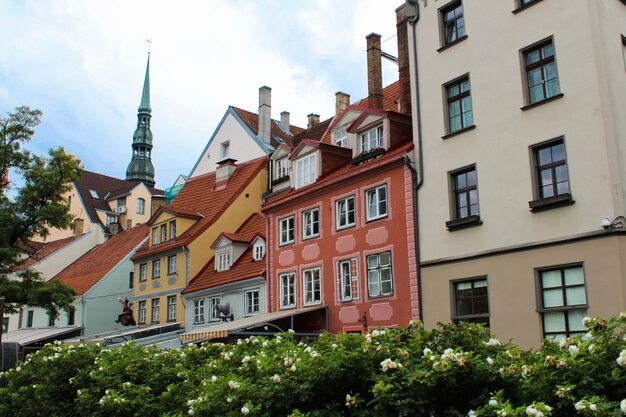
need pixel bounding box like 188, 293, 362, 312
15, 236, 78, 271
182, 213, 266, 295
132, 158, 267, 261
52, 225, 149, 295
292, 117, 333, 147
231, 106, 305, 148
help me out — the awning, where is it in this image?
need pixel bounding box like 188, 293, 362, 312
64, 322, 183, 346
180, 305, 327, 343
3, 326, 83, 346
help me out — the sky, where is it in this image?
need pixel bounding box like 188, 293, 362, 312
0, 0, 401, 189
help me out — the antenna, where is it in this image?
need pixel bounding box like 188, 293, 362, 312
147, 39, 152, 55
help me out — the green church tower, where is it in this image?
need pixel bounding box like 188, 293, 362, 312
126, 54, 156, 187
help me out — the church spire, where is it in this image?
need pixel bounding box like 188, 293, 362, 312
126, 51, 156, 187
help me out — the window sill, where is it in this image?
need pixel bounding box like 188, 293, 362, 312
352, 148, 386, 165
193, 321, 205, 326
336, 224, 356, 232
271, 175, 289, 186
437, 35, 468, 53
446, 215, 482, 231
442, 124, 476, 140
167, 319, 177, 323
529, 193, 574, 212
512, 0, 544, 14
365, 214, 388, 224
278, 241, 294, 247
368, 293, 394, 300
520, 93, 564, 111
302, 234, 320, 241
279, 305, 296, 310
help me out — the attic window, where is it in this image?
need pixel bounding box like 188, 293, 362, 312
220, 141, 230, 159
334, 129, 348, 148
216, 250, 232, 271
253, 240, 265, 261
359, 125, 384, 153
89, 189, 100, 199
295, 153, 317, 189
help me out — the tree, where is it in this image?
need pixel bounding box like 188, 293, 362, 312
0, 106, 82, 319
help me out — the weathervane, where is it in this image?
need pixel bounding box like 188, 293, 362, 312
147, 39, 152, 55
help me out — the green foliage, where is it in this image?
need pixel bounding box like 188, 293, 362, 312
0, 106, 82, 317
0, 315, 625, 417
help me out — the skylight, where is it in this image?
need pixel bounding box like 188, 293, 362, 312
89, 189, 100, 199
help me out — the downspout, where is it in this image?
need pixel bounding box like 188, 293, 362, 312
182, 246, 189, 323
80, 296, 86, 335
405, 0, 424, 322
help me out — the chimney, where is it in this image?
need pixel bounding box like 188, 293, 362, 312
216, 158, 238, 183
258, 86, 272, 144
307, 113, 320, 129
280, 111, 290, 135
110, 223, 119, 236
335, 92, 350, 115
366, 33, 383, 109
73, 218, 84, 237
396, 5, 411, 115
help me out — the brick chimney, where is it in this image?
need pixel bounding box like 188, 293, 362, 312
335, 91, 350, 115
396, 4, 411, 115
258, 86, 272, 144
307, 113, 320, 129
280, 111, 290, 135
366, 33, 383, 109
73, 218, 84, 237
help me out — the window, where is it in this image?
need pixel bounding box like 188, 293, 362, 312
359, 125, 384, 153
193, 299, 205, 324
365, 185, 388, 221
160, 224, 167, 243
245, 289, 260, 316
274, 157, 289, 180
89, 189, 99, 199
137, 198, 145, 215
445, 76, 473, 134
26, 310, 34, 328
167, 296, 177, 321
151, 298, 160, 323
302, 208, 320, 239
303, 267, 321, 305
220, 141, 230, 159
279, 272, 296, 308
106, 215, 116, 226
169, 221, 176, 239
440, 1, 465, 46
336, 196, 356, 230
117, 198, 126, 210
452, 278, 489, 326
295, 154, 316, 188
514, 0, 542, 12
279, 216, 295, 245
152, 227, 158, 245
538, 265, 587, 340
335, 129, 348, 148
338, 259, 360, 301
48, 312, 55, 327
253, 240, 265, 261
152, 259, 161, 278
451, 167, 479, 219
533, 139, 569, 199
138, 300, 146, 324
216, 251, 231, 271
139, 263, 147, 282
129, 271, 134, 289
209, 296, 221, 321
167, 255, 177, 275
67, 310, 75, 326
367, 252, 393, 297
523, 39, 560, 105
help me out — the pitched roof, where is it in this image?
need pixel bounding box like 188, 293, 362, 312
182, 213, 266, 295
52, 225, 149, 295
132, 158, 267, 260
292, 116, 333, 147
74, 171, 164, 227
14, 235, 78, 271
231, 106, 305, 148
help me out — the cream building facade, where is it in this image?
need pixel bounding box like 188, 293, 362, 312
404, 0, 626, 348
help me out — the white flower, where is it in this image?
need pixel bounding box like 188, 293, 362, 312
372, 329, 380, 337
588, 344, 595, 353
237, 339, 243, 345
589, 404, 597, 411
568, 344, 579, 356
331, 344, 338, 349
498, 411, 508, 417
241, 406, 250, 415
583, 332, 593, 341
536, 412, 544, 417
15, 366, 21, 372
489, 399, 498, 407
620, 312, 626, 319
77, 390, 82, 396
241, 355, 251, 365
617, 350, 626, 367
486, 357, 495, 365
485, 338, 501, 346
287, 328, 295, 334
620, 399, 626, 414
559, 339, 568, 349
211, 375, 217, 383
290, 365, 296, 372
423, 348, 433, 357
227, 397, 233, 403
188, 409, 195, 415
545, 405, 552, 412
526, 405, 538, 416
228, 380, 240, 389
582, 316, 592, 326
468, 410, 476, 417
271, 374, 281, 384
575, 401, 586, 411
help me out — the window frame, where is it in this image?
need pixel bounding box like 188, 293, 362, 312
334, 128, 348, 148
216, 250, 232, 271
167, 295, 177, 322
512, 0, 544, 14
336, 195, 356, 230
26, 310, 34, 328
138, 300, 147, 324
446, 165, 481, 230
169, 221, 176, 240
152, 227, 158, 245
451, 277, 490, 326
139, 263, 147, 282
439, 0, 466, 48
444, 74, 474, 135
279, 216, 295, 246
244, 288, 261, 316
302, 207, 320, 240
302, 267, 322, 306
279, 272, 297, 309
359, 125, 384, 153
253, 240, 265, 261
152, 259, 161, 278
365, 184, 388, 222
160, 224, 167, 243
151, 298, 160, 324
193, 298, 205, 324
366, 251, 393, 298
337, 258, 359, 302
295, 153, 317, 189
167, 255, 177, 275
208, 295, 222, 322
521, 37, 562, 107
136, 198, 145, 215
220, 141, 230, 160
274, 157, 289, 180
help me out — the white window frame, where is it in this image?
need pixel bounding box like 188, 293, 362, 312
167, 295, 177, 321
139, 263, 147, 282
138, 300, 147, 324
152, 259, 161, 278
279, 272, 296, 309
193, 298, 205, 324
220, 141, 230, 159
274, 157, 289, 179
216, 250, 232, 271
244, 288, 260, 316
302, 207, 320, 240
365, 185, 388, 221
359, 125, 384, 153
169, 221, 176, 239
152, 227, 158, 245
167, 255, 177, 275
295, 153, 316, 189
279, 216, 295, 246
336, 196, 356, 230
137, 198, 145, 215
151, 298, 160, 323
160, 224, 167, 243
302, 267, 321, 306
253, 240, 265, 261
334, 129, 348, 147
209, 296, 222, 322
338, 259, 358, 302
367, 251, 393, 298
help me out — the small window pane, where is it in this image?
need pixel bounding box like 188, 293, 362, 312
367, 256, 378, 269
456, 173, 467, 189
537, 147, 552, 165
543, 288, 564, 308
564, 267, 584, 285
541, 270, 561, 287
565, 287, 586, 305
543, 311, 565, 332
568, 310, 587, 332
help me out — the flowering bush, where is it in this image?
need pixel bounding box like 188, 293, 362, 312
0, 314, 624, 416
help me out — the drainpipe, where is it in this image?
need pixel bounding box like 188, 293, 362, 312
404, 0, 424, 322
80, 296, 86, 335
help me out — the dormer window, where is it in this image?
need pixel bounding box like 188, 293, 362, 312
160, 224, 167, 243
334, 129, 348, 148
274, 157, 289, 180
216, 250, 232, 271
295, 153, 316, 189
152, 227, 159, 245
360, 125, 384, 153
220, 141, 230, 159
253, 239, 266, 261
